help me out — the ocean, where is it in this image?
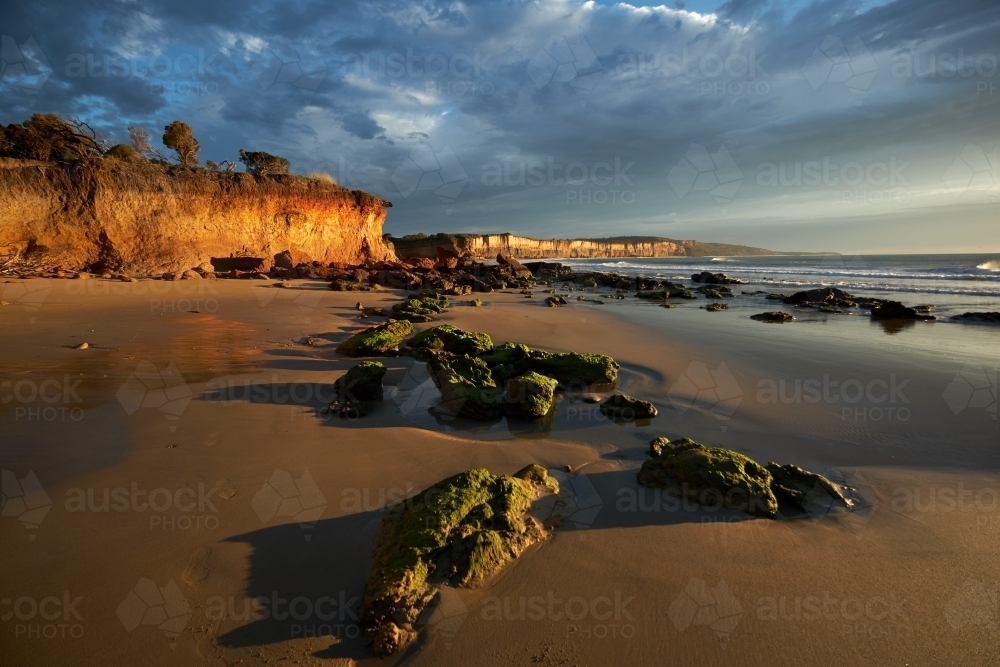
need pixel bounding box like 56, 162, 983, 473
555, 253, 1000, 316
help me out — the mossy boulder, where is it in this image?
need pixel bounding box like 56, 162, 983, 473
362, 466, 559, 656
408, 324, 493, 356
529, 352, 619, 386
334, 360, 386, 400
637, 438, 778, 517
336, 319, 413, 357
477, 342, 534, 383
392, 296, 450, 322
599, 393, 657, 421
704, 302, 728, 312
427, 354, 502, 419
545, 295, 567, 307
504, 371, 558, 418
750, 311, 795, 323
766, 463, 849, 514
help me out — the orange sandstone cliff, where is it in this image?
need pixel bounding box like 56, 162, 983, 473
0, 158, 395, 273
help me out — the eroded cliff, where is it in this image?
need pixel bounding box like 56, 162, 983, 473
0, 158, 394, 273
388, 233, 779, 259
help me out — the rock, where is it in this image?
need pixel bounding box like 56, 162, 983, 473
703, 303, 728, 311
529, 351, 619, 386
660, 303, 675, 308
182, 269, 201, 280
335, 360, 387, 401
118, 275, 135, 282
783, 287, 853, 305
869, 301, 936, 321
750, 311, 795, 323
582, 395, 601, 404
303, 337, 327, 347
691, 271, 744, 284
477, 342, 533, 383
544, 295, 567, 307
327, 396, 369, 419
766, 463, 850, 515
951, 311, 1000, 324
504, 371, 558, 418
392, 296, 450, 322
427, 354, 503, 419
469, 298, 483, 307
447, 284, 472, 296
637, 438, 778, 517
408, 324, 493, 356
74, 272, 90, 280
576, 296, 605, 304
599, 394, 657, 421
636, 285, 695, 300
765, 293, 787, 300
73, 342, 90, 350
361, 466, 558, 656
648, 437, 671, 457
497, 253, 533, 279
211, 257, 267, 273
697, 286, 732, 299
336, 319, 413, 357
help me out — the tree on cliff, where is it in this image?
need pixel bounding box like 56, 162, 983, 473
162, 121, 200, 167
0, 114, 106, 161
238, 149, 290, 177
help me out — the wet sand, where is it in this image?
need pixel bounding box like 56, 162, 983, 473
1, 277, 997, 666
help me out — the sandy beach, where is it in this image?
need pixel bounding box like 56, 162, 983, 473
1, 276, 997, 666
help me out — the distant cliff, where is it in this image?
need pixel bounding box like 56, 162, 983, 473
0, 158, 395, 273
388, 233, 782, 259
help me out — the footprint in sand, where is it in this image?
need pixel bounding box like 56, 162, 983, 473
182, 546, 212, 586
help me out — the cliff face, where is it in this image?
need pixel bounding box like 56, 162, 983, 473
0, 158, 395, 273
389, 233, 778, 259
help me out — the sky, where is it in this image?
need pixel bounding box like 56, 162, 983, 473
1, 0, 998, 253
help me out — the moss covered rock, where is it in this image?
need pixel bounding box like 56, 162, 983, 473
362, 466, 559, 656
408, 324, 493, 356
334, 360, 386, 400
427, 354, 502, 419
392, 296, 450, 322
704, 302, 728, 312
544, 295, 567, 307
766, 463, 849, 514
504, 371, 558, 418
336, 319, 413, 357
529, 352, 619, 386
598, 393, 657, 421
637, 438, 778, 517
750, 311, 795, 323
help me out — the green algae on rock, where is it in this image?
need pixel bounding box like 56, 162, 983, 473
336, 319, 413, 357
362, 466, 559, 656
334, 360, 386, 400
529, 351, 619, 386
504, 371, 558, 418
598, 393, 657, 421
766, 463, 850, 514
408, 324, 493, 356
392, 296, 451, 322
750, 311, 795, 323
427, 353, 502, 419
637, 438, 778, 517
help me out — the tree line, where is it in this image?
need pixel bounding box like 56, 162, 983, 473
0, 114, 291, 177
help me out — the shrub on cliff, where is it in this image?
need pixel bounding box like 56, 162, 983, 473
162, 121, 200, 167
239, 149, 290, 177
105, 144, 136, 160
0, 114, 105, 161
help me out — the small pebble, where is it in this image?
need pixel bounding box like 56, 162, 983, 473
74, 342, 90, 349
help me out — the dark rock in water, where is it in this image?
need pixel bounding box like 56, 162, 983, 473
660, 303, 675, 309
703, 303, 728, 312
529, 351, 619, 386
742, 290, 768, 295
523, 261, 564, 277
427, 353, 503, 419
544, 295, 567, 307
951, 311, 1000, 324
869, 301, 936, 321
361, 466, 559, 656
327, 396, 369, 419
335, 360, 386, 400
408, 324, 493, 356
783, 287, 853, 305
765, 293, 787, 300
599, 394, 657, 421
504, 371, 558, 418
496, 253, 533, 279
337, 319, 413, 356
576, 296, 605, 304
638, 438, 778, 517
766, 463, 850, 515
696, 285, 733, 299
691, 271, 744, 284
636, 285, 695, 300
750, 311, 794, 323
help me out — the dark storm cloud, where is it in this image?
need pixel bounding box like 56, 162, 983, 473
2, 0, 997, 251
